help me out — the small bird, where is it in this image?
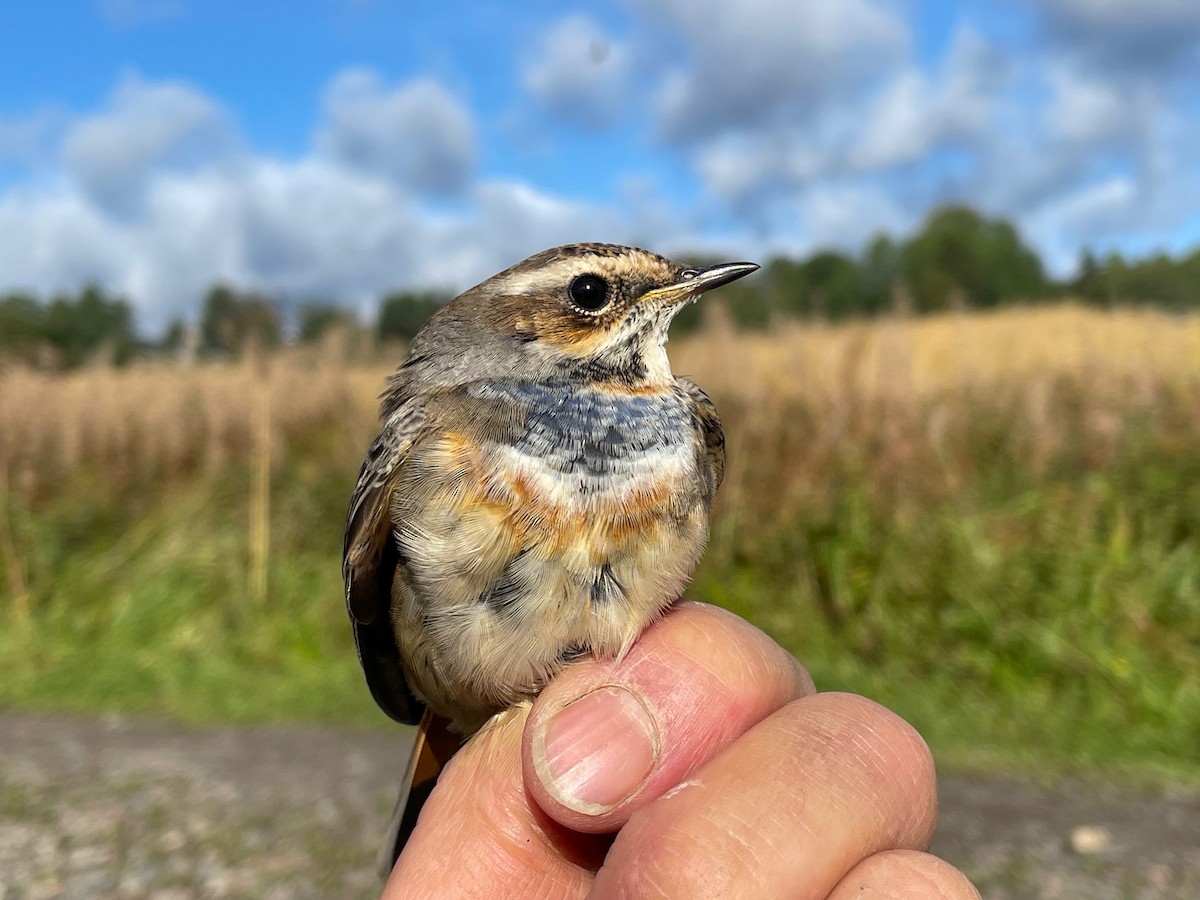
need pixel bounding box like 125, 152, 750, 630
343, 242, 758, 872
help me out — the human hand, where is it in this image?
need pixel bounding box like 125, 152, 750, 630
382, 601, 980, 899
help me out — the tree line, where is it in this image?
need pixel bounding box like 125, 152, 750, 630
3, 204, 1199, 368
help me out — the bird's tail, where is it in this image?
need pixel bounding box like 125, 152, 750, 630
376, 710, 462, 879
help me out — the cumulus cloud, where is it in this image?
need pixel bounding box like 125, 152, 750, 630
1038, 0, 1200, 35
851, 27, 1008, 170
795, 182, 911, 251
3, 5, 1199, 329
1021, 176, 1141, 272
62, 73, 238, 217
315, 70, 476, 195
990, 62, 1189, 201
962, 65, 1200, 276
686, 25, 1009, 225
692, 120, 858, 211
0, 156, 636, 331
636, 0, 907, 141
0, 186, 128, 291
0, 70, 653, 332
657, 0, 1196, 271
1043, 64, 1135, 146
522, 16, 634, 129
1034, 0, 1200, 69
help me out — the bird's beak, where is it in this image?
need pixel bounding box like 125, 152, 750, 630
643, 261, 761, 306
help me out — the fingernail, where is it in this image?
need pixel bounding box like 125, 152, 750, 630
535, 686, 660, 815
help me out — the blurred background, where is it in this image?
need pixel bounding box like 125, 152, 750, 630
1, 1, 1198, 897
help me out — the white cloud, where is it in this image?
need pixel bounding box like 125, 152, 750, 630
0, 71, 650, 332
316, 69, 476, 195
980, 57, 1195, 211
0, 186, 127, 291
1034, 0, 1200, 69
692, 123, 859, 207
669, 4, 1197, 274
959, 57, 1200, 278
0, 156, 629, 331
852, 27, 1007, 170
1042, 64, 1147, 148
797, 182, 911, 251
1041, 0, 1200, 30
636, 0, 907, 141
62, 72, 237, 217
522, 16, 633, 129
2, 10, 1199, 330
685, 25, 1008, 218
1022, 177, 1140, 274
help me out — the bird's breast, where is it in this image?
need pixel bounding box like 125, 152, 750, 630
393, 379, 710, 728
473, 379, 696, 512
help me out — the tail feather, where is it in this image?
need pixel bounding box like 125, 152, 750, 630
376, 711, 462, 879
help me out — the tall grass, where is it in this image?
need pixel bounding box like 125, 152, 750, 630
2, 304, 1198, 780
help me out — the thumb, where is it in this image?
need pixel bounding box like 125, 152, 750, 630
523, 602, 813, 834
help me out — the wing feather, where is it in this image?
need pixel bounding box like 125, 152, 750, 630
342, 396, 427, 724
677, 376, 725, 504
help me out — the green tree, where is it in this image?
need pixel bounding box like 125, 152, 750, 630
764, 257, 809, 318
901, 205, 1048, 312
42, 284, 136, 367
1100, 250, 1200, 309
1073, 249, 1110, 305
160, 319, 188, 352
377, 291, 446, 342
859, 234, 902, 315
297, 303, 356, 343
802, 251, 860, 319
719, 278, 773, 330
200, 285, 282, 356
0, 293, 47, 363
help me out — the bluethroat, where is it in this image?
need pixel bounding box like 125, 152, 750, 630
343, 243, 758, 870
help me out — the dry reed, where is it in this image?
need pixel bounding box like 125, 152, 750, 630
1, 303, 1197, 513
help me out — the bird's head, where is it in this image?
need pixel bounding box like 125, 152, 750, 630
407, 243, 758, 389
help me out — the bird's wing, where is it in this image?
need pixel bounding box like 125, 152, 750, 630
343, 394, 428, 725
677, 376, 725, 503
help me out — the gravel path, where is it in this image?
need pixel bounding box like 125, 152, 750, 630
1, 712, 1197, 898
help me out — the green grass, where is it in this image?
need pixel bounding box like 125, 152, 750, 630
703, 456, 1200, 783
2, 427, 1199, 786
0, 465, 379, 725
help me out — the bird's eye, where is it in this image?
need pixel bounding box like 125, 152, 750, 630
568, 274, 610, 312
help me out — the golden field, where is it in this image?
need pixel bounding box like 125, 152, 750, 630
5, 302, 1199, 498
2, 303, 1199, 778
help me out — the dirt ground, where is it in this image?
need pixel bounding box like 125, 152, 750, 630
1, 711, 1197, 899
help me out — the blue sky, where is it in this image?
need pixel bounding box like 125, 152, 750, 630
2, 0, 1199, 330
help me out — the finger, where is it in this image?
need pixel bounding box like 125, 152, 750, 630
524, 601, 814, 833
828, 850, 981, 899
382, 704, 598, 899
591, 693, 938, 900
